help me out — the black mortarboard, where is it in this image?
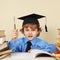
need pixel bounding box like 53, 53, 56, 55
18, 13, 48, 32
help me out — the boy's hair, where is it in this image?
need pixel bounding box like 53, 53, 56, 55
20, 24, 42, 37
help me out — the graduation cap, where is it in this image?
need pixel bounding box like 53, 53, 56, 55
18, 13, 48, 32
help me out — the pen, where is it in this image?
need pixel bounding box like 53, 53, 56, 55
14, 16, 16, 29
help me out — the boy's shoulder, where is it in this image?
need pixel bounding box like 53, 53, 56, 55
17, 37, 27, 42
36, 37, 44, 41
36, 38, 48, 44
18, 37, 26, 40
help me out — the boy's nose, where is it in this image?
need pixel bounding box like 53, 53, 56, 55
29, 31, 32, 34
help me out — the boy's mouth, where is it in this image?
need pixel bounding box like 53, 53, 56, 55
28, 36, 33, 38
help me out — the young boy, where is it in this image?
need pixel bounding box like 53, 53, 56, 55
8, 13, 58, 53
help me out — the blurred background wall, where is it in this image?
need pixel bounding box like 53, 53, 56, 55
0, 0, 60, 43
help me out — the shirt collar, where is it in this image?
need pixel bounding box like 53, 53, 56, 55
24, 37, 38, 45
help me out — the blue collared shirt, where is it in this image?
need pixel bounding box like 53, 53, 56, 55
8, 37, 58, 53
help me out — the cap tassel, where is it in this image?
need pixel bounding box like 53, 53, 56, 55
45, 24, 48, 32
45, 17, 48, 32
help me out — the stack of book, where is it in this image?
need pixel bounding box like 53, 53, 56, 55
0, 41, 11, 59
0, 41, 8, 51
0, 30, 6, 44
0, 41, 8, 57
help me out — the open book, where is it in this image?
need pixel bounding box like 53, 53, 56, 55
10, 49, 54, 58
0, 49, 57, 60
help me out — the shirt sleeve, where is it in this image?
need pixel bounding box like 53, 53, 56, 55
36, 40, 58, 53
44, 44, 58, 53
8, 39, 21, 52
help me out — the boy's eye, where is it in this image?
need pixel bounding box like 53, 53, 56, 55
32, 29, 35, 31
25, 29, 29, 31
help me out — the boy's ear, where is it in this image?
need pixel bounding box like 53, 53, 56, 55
37, 31, 40, 37
20, 29, 24, 34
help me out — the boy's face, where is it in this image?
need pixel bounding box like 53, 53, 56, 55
23, 27, 39, 40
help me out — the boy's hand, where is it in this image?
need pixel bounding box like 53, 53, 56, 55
52, 53, 60, 60
12, 29, 18, 40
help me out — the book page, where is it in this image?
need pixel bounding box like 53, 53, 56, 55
10, 49, 52, 59
30, 49, 52, 56
11, 52, 35, 58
